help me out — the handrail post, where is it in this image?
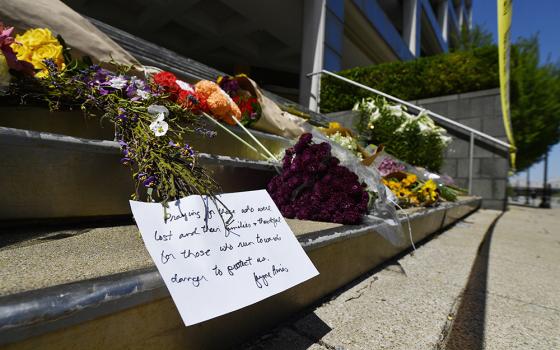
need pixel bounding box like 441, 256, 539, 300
314, 73, 321, 113
468, 132, 474, 194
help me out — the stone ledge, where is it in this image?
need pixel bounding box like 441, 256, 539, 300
0, 198, 480, 348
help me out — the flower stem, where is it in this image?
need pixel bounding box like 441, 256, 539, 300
231, 115, 278, 161
201, 112, 266, 159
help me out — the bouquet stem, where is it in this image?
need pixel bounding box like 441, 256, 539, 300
232, 115, 278, 162
202, 112, 267, 159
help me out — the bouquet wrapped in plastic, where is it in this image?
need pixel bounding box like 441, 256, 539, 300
374, 153, 467, 207
216, 74, 306, 139
267, 133, 369, 224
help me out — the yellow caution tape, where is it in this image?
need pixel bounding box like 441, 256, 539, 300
498, 0, 517, 171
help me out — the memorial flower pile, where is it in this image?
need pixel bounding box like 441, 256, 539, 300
195, 79, 241, 125
2, 24, 218, 202
267, 133, 369, 224
382, 173, 439, 207
319, 122, 365, 160
217, 75, 261, 126
377, 157, 406, 176
354, 97, 452, 172
152, 71, 206, 113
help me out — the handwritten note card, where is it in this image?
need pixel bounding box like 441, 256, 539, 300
130, 190, 319, 326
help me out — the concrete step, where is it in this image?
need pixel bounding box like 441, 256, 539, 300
0, 126, 279, 222
0, 199, 480, 349
0, 106, 292, 161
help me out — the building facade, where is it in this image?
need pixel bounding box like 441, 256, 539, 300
64, 0, 472, 107
301, 0, 472, 109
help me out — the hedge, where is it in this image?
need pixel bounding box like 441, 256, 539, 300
320, 46, 500, 113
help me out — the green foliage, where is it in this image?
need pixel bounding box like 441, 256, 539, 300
320, 46, 499, 113
354, 97, 451, 172
452, 23, 494, 52
510, 36, 560, 171
321, 32, 560, 172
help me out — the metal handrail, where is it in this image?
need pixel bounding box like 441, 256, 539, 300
307, 69, 515, 152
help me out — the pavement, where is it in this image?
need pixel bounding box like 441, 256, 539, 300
241, 206, 560, 349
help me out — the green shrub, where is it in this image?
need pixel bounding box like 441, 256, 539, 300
320, 46, 499, 113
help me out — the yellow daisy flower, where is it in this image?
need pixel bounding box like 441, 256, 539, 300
402, 173, 417, 187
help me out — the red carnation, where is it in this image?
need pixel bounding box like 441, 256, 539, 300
153, 71, 180, 100
178, 90, 209, 114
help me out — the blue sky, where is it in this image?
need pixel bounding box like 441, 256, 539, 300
472, 0, 560, 187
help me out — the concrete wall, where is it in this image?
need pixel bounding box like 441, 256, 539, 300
410, 88, 509, 210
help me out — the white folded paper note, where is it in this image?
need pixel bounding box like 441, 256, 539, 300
130, 190, 319, 326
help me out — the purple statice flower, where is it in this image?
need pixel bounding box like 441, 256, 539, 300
182, 144, 194, 157
143, 175, 157, 187
377, 157, 405, 176
168, 141, 195, 158
116, 111, 127, 122
118, 139, 133, 165
120, 157, 132, 165
42, 59, 58, 73
92, 66, 111, 84
267, 133, 368, 225
124, 76, 151, 101
138, 172, 157, 188
125, 82, 136, 99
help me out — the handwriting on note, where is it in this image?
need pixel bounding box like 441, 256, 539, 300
130, 190, 319, 326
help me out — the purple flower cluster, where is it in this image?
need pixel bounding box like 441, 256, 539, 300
73, 65, 152, 104
267, 133, 369, 225
118, 139, 133, 165
169, 141, 194, 156
378, 157, 405, 176
138, 172, 157, 188
218, 76, 240, 95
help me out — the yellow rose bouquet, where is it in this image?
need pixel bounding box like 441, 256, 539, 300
9, 27, 66, 78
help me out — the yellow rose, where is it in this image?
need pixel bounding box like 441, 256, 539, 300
10, 42, 33, 62
31, 43, 65, 77
15, 28, 58, 48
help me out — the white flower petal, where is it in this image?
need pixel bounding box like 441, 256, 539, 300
155, 112, 165, 122
137, 89, 150, 100
109, 76, 128, 89
149, 120, 169, 137
176, 79, 194, 92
